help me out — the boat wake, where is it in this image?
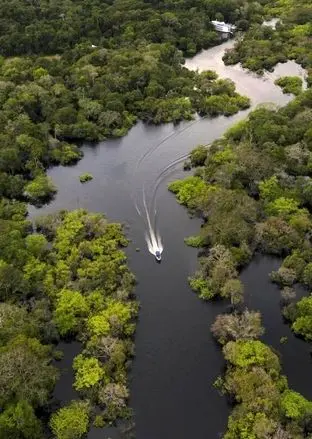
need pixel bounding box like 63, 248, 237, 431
133, 121, 200, 260
143, 185, 163, 259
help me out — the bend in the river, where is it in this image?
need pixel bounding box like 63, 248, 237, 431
29, 40, 311, 439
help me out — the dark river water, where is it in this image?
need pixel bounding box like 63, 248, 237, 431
29, 40, 311, 438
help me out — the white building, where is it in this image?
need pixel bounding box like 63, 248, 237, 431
211, 20, 236, 34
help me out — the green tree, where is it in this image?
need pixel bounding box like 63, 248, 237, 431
0, 303, 36, 345
221, 278, 244, 305
87, 299, 134, 337
259, 176, 282, 202
265, 197, 299, 218
24, 174, 57, 204
0, 400, 42, 439
50, 401, 90, 439
223, 340, 280, 372
190, 145, 207, 167
53, 289, 89, 336
291, 295, 312, 340
25, 233, 48, 258
168, 177, 213, 207
0, 335, 58, 406
275, 76, 303, 96
281, 390, 312, 420
0, 260, 24, 301
73, 354, 105, 391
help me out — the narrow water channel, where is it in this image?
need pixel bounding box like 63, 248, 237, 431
29, 40, 309, 438
242, 256, 312, 400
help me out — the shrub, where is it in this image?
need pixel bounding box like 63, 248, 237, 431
275, 76, 303, 96
79, 172, 93, 183
24, 174, 57, 204
270, 267, 297, 286
189, 274, 214, 300
190, 145, 207, 167
168, 176, 208, 207
184, 235, 204, 247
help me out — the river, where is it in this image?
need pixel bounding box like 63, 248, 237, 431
29, 40, 310, 439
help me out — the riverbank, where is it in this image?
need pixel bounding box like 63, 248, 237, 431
26, 38, 312, 438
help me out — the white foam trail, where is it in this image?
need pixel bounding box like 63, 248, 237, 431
150, 151, 190, 217
143, 185, 163, 256
134, 199, 142, 216
135, 119, 205, 257
135, 118, 199, 176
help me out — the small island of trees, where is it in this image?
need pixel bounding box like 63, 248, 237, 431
79, 172, 93, 183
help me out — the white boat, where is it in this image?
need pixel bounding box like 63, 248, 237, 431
155, 250, 161, 262
211, 20, 236, 34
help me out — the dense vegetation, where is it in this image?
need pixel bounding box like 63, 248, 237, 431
0, 0, 272, 437
275, 76, 303, 96
170, 88, 312, 437
0, 207, 137, 438
0, 45, 251, 206
1, 0, 311, 437
223, 0, 312, 80
0, 0, 279, 207
213, 311, 312, 438
169, 89, 312, 305
0, 0, 269, 57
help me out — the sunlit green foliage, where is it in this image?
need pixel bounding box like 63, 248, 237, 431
168, 176, 210, 207
281, 390, 312, 420
275, 76, 303, 96
73, 355, 105, 391
87, 299, 135, 338
259, 176, 283, 202
189, 275, 214, 300
79, 173, 93, 183
0, 206, 136, 434
0, 400, 43, 439
24, 174, 57, 205
53, 289, 89, 336
223, 340, 280, 371
50, 401, 90, 439
289, 295, 312, 340
265, 197, 300, 218
184, 235, 205, 247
